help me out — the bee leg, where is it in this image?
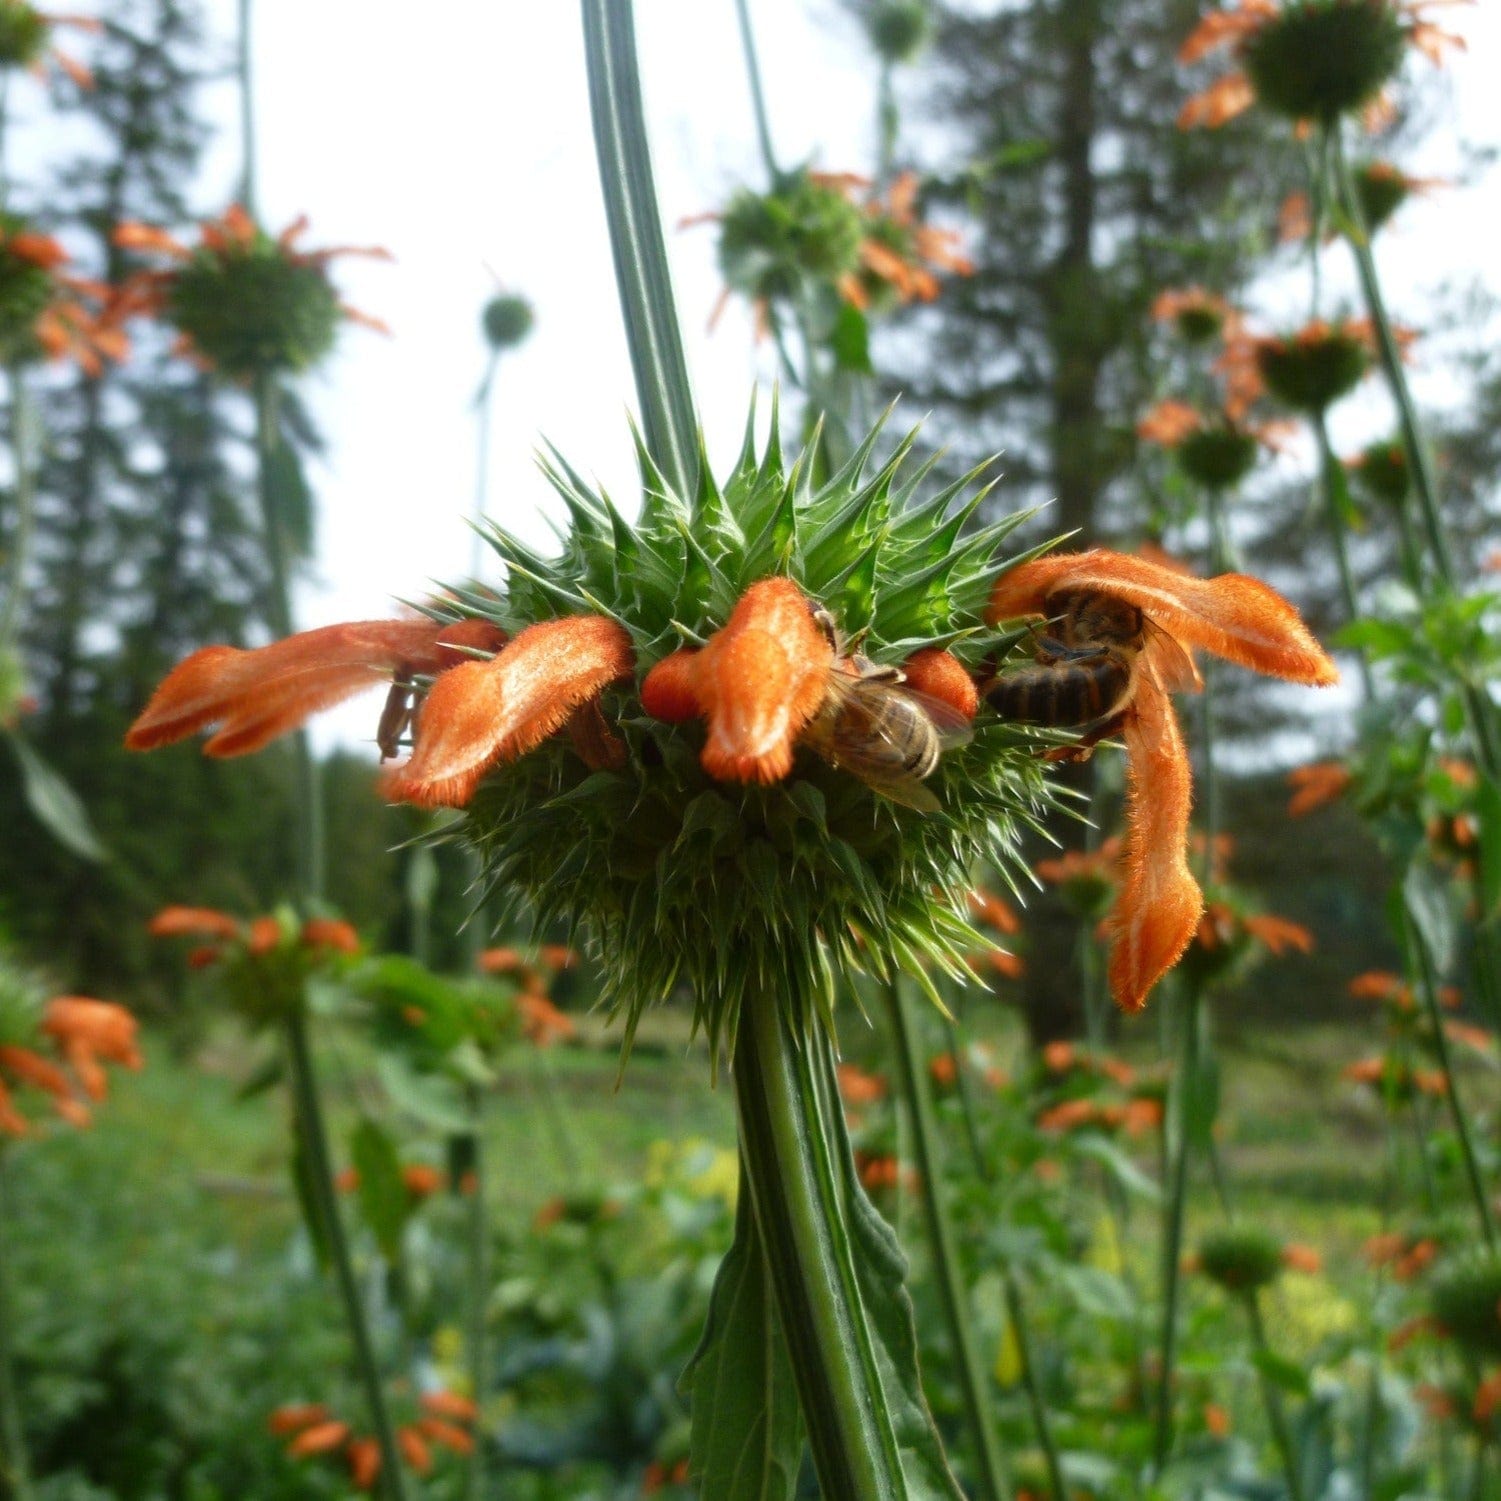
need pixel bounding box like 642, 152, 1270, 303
1044, 705, 1131, 763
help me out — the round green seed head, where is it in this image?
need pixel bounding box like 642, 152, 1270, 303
1176, 425, 1259, 491
0, 214, 57, 365
482, 293, 534, 351
1431, 1251, 1501, 1359
1354, 162, 1412, 232
864, 1, 931, 64
1242, 0, 1408, 125
0, 2, 48, 69
1350, 437, 1410, 505
718, 173, 866, 308
1174, 305, 1226, 344
1256, 329, 1369, 414
168, 237, 342, 380
1197, 1226, 1285, 1294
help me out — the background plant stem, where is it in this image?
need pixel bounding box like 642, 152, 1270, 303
1244, 1291, 1307, 1501
0, 1152, 33, 1501
884, 981, 1008, 1501
285, 1008, 409, 1501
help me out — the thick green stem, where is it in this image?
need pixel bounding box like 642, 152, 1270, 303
0, 367, 35, 655
732, 0, 781, 183
0, 1153, 33, 1501
252, 379, 323, 899
285, 1009, 410, 1501
1311, 410, 1375, 701
734, 995, 912, 1500
1151, 982, 1201, 1476
876, 62, 898, 185
470, 351, 500, 578
1244, 1291, 1307, 1501
885, 983, 1007, 1501
580, 0, 698, 500
1405, 900, 1497, 1249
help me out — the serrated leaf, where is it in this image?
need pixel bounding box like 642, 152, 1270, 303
681, 1184, 804, 1500
7, 733, 108, 862
351, 1115, 409, 1262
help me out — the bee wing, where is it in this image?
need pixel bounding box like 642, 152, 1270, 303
898, 687, 975, 751
1143, 620, 1201, 695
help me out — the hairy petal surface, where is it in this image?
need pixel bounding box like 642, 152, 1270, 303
125, 619, 506, 754
689, 577, 833, 784
1108, 669, 1202, 1012
988, 549, 1337, 684
385, 615, 634, 808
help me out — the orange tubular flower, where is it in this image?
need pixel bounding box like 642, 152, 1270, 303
988, 550, 1336, 1011
1286, 759, 1352, 816
39, 996, 142, 1100
125, 618, 506, 759
419, 1391, 479, 1423
382, 615, 635, 808
517, 990, 576, 1047
640, 578, 833, 785
836, 1062, 887, 1106
286, 1419, 352, 1458
147, 905, 243, 939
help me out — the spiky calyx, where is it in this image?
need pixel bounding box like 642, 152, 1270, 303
1350, 436, 1411, 505
0, 212, 57, 363
169, 232, 341, 380
1195, 1227, 1286, 1294
482, 294, 534, 351
1176, 424, 1259, 491
717, 172, 866, 308
1256, 327, 1370, 414
1242, 1, 1407, 124
434, 407, 1053, 1068
863, 1, 932, 64
1431, 1252, 1501, 1359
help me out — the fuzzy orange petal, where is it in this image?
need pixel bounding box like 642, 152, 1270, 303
1108, 671, 1202, 1012
988, 550, 1337, 685
900, 648, 978, 719
267, 1404, 331, 1436
640, 648, 704, 722
691, 578, 833, 784
384, 616, 634, 808
419, 1390, 478, 1423
301, 918, 360, 954
287, 1420, 351, 1458
148, 905, 242, 939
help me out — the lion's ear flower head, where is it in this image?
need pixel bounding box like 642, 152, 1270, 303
127, 410, 1334, 1058
987, 548, 1336, 1012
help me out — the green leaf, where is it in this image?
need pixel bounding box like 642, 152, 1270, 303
374, 1051, 474, 1134
681, 1183, 804, 1500
7, 732, 108, 861
829, 302, 873, 374
1402, 861, 1457, 977
1253, 1347, 1313, 1399
350, 1115, 409, 1262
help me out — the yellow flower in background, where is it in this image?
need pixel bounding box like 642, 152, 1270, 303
1086, 1213, 1125, 1277
994, 1315, 1023, 1387
1271, 1273, 1359, 1355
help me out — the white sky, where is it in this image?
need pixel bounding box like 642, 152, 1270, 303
30, 3, 1501, 750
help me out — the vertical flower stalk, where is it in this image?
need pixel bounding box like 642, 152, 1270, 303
0, 365, 34, 658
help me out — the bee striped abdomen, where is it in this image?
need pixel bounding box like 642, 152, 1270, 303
987, 656, 1131, 728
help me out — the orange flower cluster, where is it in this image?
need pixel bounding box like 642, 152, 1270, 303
270, 1391, 477, 1490
0, 220, 130, 375
1193, 901, 1314, 958
989, 550, 1336, 1010
642, 1457, 692, 1494
1286, 759, 1352, 816
0, 995, 142, 1135
148, 905, 359, 966
334, 1162, 448, 1199
476, 946, 578, 1046
1366, 1230, 1442, 1281
845, 170, 975, 311
1343, 1054, 1448, 1100
836, 1061, 887, 1107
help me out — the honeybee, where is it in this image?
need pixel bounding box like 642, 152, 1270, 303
802, 608, 971, 812
985, 589, 1197, 756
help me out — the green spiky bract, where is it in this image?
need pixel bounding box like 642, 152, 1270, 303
1196, 1226, 1285, 1295
168, 226, 342, 381
717, 171, 866, 309
0, 212, 57, 365
1242, 1, 1407, 125
1430, 1251, 1501, 1359
1176, 424, 1258, 491
1351, 436, 1411, 506
432, 403, 1055, 1072
1256, 327, 1370, 414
